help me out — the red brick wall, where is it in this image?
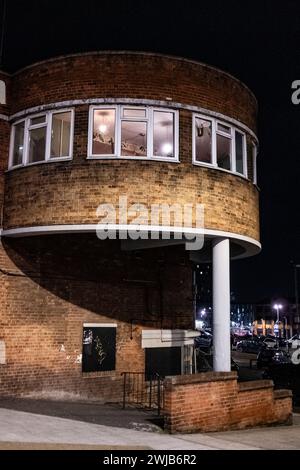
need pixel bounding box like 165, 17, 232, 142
164, 372, 292, 433
10, 52, 257, 131
3, 107, 260, 241
2, 53, 260, 242
0, 53, 260, 402
0, 235, 193, 400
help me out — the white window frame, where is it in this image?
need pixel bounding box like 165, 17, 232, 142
8, 118, 26, 169
87, 105, 179, 162
118, 105, 150, 159
252, 142, 258, 185
216, 120, 233, 172
234, 129, 248, 178
151, 107, 179, 161
192, 114, 216, 167
8, 108, 74, 170
87, 105, 118, 159
48, 109, 75, 161
26, 112, 48, 166
192, 113, 248, 178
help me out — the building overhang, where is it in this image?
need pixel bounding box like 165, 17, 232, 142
0, 224, 261, 260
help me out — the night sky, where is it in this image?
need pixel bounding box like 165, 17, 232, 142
1, 0, 299, 303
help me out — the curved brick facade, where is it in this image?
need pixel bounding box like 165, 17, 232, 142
4, 158, 259, 241
1, 52, 259, 248
0, 52, 261, 402
10, 52, 257, 131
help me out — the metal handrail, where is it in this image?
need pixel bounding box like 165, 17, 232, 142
121, 371, 163, 416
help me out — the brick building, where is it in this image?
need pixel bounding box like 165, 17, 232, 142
0, 52, 260, 401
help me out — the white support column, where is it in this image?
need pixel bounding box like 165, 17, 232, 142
212, 237, 231, 372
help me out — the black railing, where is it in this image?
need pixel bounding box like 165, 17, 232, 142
121, 372, 164, 416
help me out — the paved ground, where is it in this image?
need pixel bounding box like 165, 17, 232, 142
0, 400, 300, 450
0, 398, 163, 432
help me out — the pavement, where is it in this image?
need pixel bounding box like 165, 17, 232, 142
0, 399, 300, 450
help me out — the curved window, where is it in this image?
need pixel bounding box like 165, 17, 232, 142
88, 105, 178, 161
9, 109, 74, 169
193, 113, 248, 177
0, 80, 6, 105
194, 117, 213, 164
252, 142, 258, 185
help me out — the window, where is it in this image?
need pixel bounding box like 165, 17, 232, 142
194, 117, 213, 164
153, 110, 175, 158
120, 108, 148, 157
28, 114, 47, 163
252, 142, 258, 185
235, 131, 245, 174
9, 109, 74, 169
216, 122, 232, 170
11, 121, 25, 167
82, 324, 117, 373
193, 113, 249, 177
0, 80, 6, 105
51, 111, 72, 158
92, 108, 116, 156
89, 105, 178, 161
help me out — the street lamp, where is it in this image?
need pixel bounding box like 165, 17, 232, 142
273, 304, 283, 337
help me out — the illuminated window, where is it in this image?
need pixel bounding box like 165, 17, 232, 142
121, 120, 147, 157
28, 115, 47, 163
0, 80, 6, 105
11, 121, 25, 167
235, 130, 246, 175
194, 117, 212, 164
153, 110, 175, 158
216, 123, 232, 170
252, 142, 258, 185
193, 113, 250, 178
92, 108, 116, 156
9, 109, 74, 169
88, 105, 178, 161
120, 107, 148, 157
51, 111, 72, 158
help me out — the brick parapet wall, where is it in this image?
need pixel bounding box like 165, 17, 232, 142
8, 52, 257, 132
163, 372, 292, 433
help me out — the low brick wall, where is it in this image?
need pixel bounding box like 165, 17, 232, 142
163, 372, 292, 433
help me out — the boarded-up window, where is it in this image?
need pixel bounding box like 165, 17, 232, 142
82, 325, 116, 373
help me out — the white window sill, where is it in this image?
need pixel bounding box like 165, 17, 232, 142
86, 156, 180, 163
192, 161, 251, 182
6, 157, 73, 172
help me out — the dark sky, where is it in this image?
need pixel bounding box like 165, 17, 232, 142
1, 0, 300, 303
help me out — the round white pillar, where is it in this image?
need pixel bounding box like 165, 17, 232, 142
212, 237, 231, 372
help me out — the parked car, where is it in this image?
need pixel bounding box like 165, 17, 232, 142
257, 348, 291, 369
194, 330, 213, 351
287, 334, 300, 349
236, 336, 263, 354
263, 337, 277, 348
196, 350, 239, 373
